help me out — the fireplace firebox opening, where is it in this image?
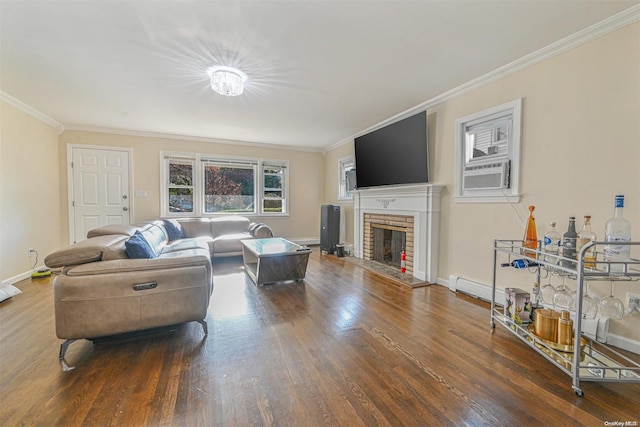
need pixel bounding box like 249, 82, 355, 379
371, 223, 407, 269
363, 213, 414, 275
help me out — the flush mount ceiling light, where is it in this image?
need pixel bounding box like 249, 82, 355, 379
208, 66, 247, 96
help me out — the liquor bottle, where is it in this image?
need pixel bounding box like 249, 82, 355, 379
576, 215, 597, 269
522, 205, 538, 259
561, 217, 577, 268
604, 195, 632, 273
501, 259, 539, 269
531, 282, 540, 307
543, 222, 561, 264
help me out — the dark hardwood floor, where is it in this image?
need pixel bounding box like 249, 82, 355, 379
1, 249, 639, 426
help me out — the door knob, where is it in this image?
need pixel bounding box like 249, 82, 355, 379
123, 195, 128, 200
123, 207, 129, 212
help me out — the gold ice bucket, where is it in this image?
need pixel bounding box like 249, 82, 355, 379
534, 309, 560, 342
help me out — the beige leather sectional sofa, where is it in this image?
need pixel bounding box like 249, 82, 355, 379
44, 216, 272, 370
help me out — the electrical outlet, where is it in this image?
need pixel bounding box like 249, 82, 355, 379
627, 292, 640, 306
28, 248, 35, 257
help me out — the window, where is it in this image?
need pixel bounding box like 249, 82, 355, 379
465, 118, 510, 163
203, 160, 256, 213
262, 162, 286, 213
338, 156, 355, 200
454, 99, 522, 203
161, 152, 288, 217
166, 158, 195, 214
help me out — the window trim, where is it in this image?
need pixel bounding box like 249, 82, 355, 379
338, 155, 355, 201
201, 158, 257, 215
163, 155, 198, 217
160, 151, 289, 217
453, 99, 522, 203
261, 161, 288, 215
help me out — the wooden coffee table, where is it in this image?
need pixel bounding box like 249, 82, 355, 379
241, 238, 311, 286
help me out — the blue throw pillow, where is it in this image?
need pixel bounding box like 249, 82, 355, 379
163, 219, 184, 241
125, 231, 156, 259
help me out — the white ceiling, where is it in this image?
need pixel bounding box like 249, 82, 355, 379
1, 1, 638, 150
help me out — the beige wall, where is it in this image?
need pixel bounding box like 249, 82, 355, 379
1, 101, 63, 282
58, 131, 325, 242
325, 23, 640, 340
441, 23, 639, 340
323, 142, 355, 243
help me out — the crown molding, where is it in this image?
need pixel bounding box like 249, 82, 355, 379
0, 91, 64, 134
326, 4, 640, 152
63, 124, 324, 153
425, 3, 640, 108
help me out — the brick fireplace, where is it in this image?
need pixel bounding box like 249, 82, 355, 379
353, 184, 443, 283
363, 213, 414, 274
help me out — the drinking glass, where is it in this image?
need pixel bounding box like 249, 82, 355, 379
579, 280, 599, 319
553, 276, 573, 310
600, 281, 624, 320
540, 277, 555, 305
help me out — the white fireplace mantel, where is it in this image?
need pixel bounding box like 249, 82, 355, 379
353, 183, 444, 283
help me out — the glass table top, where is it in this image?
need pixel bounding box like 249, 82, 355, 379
242, 238, 308, 255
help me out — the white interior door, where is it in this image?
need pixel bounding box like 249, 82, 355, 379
70, 147, 131, 243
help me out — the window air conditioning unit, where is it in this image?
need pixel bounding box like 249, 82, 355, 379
462, 160, 510, 192
346, 170, 357, 191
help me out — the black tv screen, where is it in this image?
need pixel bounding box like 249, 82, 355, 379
354, 111, 428, 189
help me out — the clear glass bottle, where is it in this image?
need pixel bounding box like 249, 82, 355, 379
561, 217, 577, 268
522, 205, 537, 259
604, 195, 632, 273
576, 215, 597, 269
543, 222, 561, 264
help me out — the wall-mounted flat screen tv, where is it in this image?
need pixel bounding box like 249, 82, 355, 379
354, 111, 428, 189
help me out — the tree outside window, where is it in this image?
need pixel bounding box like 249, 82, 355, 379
168, 160, 194, 213
204, 164, 255, 213
162, 153, 288, 217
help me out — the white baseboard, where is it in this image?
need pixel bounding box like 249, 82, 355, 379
447, 274, 640, 355
0, 273, 27, 287
1, 266, 43, 286
607, 333, 640, 355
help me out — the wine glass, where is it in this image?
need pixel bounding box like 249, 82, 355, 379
600, 281, 624, 320
576, 280, 598, 319
553, 276, 573, 310
540, 276, 556, 305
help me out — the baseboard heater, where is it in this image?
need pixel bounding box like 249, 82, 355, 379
448, 274, 504, 304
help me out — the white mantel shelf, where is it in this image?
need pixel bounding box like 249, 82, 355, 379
353, 184, 444, 283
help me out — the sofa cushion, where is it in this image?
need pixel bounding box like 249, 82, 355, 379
102, 238, 128, 261
212, 232, 252, 254
86, 224, 140, 238
210, 216, 250, 238
163, 219, 185, 241
138, 222, 169, 255
162, 236, 212, 254
45, 235, 128, 268
178, 218, 211, 238
125, 231, 157, 259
